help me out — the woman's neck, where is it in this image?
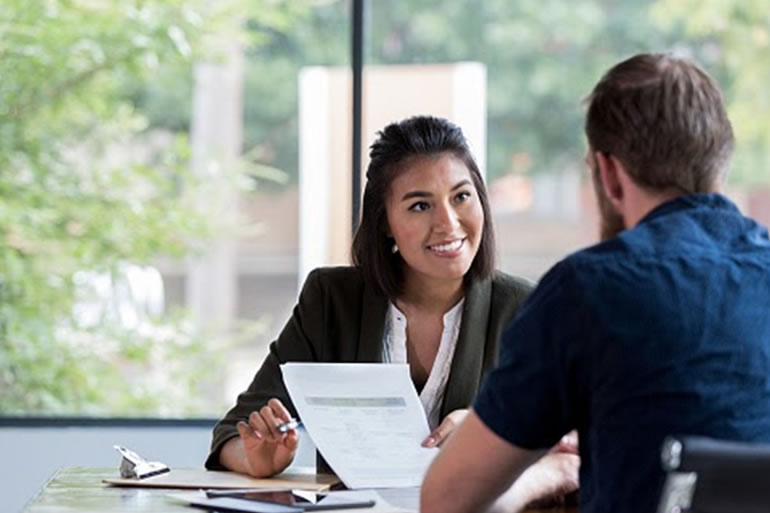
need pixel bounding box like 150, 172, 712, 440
398, 273, 465, 314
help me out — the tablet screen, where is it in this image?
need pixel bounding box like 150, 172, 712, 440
201, 489, 375, 511
237, 490, 316, 505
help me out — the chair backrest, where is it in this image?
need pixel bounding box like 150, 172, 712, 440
657, 435, 770, 513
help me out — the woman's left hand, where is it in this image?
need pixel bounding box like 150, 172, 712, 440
422, 409, 468, 448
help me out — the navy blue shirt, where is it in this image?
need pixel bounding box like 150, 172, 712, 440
475, 194, 770, 513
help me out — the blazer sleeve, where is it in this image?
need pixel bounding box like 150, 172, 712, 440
205, 268, 327, 469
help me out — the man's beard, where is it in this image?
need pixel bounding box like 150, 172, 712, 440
591, 165, 626, 241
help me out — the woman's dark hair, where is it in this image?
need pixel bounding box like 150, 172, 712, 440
351, 115, 495, 299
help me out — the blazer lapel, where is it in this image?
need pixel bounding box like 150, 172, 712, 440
356, 282, 388, 362
441, 277, 492, 418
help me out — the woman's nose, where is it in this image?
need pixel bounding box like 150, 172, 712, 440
433, 202, 459, 231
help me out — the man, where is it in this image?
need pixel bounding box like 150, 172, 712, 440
421, 53, 770, 513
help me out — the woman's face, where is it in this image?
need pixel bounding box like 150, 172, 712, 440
385, 153, 484, 290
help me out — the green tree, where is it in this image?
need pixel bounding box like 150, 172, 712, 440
0, 0, 308, 415
0, 0, 216, 415
130, 0, 348, 188
651, 0, 770, 185
366, 0, 770, 185
230, 0, 768, 186
366, 0, 684, 179
6, 0, 767, 415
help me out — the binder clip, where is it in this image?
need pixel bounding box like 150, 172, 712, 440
114, 445, 170, 479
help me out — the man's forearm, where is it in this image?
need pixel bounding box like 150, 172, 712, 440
421, 411, 539, 513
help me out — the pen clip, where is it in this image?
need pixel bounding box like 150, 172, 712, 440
277, 418, 302, 434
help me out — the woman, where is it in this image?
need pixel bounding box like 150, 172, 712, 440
206, 115, 535, 478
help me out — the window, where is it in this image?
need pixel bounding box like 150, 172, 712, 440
365, 0, 770, 279
3, 0, 768, 418
1, 0, 350, 417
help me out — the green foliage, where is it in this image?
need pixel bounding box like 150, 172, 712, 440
195, 0, 768, 186
4, 0, 769, 416
651, 0, 770, 184
365, 0, 770, 184
366, 0, 675, 179
0, 0, 262, 416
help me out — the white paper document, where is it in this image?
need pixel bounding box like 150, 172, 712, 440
280, 363, 439, 489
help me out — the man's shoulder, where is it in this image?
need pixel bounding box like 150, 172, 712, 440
521, 250, 608, 311
559, 234, 642, 277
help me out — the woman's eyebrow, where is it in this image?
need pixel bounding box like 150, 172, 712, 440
400, 180, 471, 201
401, 190, 431, 201
451, 179, 472, 190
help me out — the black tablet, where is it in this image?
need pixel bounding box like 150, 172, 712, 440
194, 489, 376, 512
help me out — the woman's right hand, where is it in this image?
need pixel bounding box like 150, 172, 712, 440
235, 398, 300, 477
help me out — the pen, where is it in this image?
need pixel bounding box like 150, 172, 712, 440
277, 418, 302, 434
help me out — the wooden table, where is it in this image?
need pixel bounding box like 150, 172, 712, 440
22, 467, 578, 513
24, 467, 193, 513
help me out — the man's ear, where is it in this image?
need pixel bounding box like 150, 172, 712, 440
596, 152, 626, 209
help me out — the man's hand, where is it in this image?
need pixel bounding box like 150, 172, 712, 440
421, 411, 542, 513
500, 430, 580, 510
235, 398, 299, 477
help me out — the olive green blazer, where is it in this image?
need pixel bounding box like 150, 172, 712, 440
205, 266, 533, 469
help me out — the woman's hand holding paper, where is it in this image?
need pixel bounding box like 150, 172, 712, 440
422, 409, 469, 448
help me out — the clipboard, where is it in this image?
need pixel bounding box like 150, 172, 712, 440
103, 468, 340, 492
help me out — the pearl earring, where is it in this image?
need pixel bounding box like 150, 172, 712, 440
392, 242, 399, 254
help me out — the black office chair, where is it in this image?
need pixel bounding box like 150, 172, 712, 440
657, 435, 770, 513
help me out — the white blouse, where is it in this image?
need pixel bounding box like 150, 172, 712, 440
381, 299, 465, 430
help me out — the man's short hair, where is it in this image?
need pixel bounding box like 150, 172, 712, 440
585, 53, 735, 194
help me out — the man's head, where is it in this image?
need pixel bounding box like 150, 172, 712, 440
585, 53, 735, 240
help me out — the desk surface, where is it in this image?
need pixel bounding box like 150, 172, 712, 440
24, 467, 193, 513
23, 467, 578, 513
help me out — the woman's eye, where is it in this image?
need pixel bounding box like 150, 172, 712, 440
455, 191, 472, 203
408, 201, 430, 212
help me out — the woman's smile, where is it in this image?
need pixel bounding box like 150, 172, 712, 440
427, 237, 466, 256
